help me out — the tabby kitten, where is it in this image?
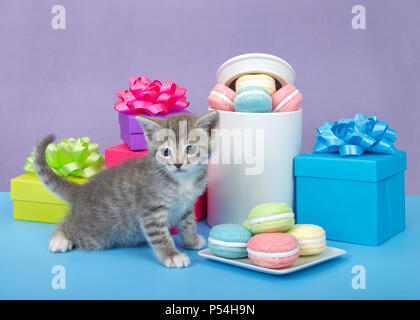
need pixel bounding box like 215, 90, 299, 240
34, 111, 218, 268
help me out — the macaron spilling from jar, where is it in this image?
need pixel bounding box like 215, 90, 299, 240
207, 202, 326, 269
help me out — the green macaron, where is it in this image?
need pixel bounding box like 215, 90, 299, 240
242, 220, 252, 232
247, 202, 295, 234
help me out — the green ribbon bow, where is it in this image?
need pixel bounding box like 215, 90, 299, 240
23, 137, 105, 178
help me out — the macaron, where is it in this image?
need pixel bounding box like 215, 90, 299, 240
247, 233, 299, 269
271, 84, 302, 112
234, 86, 272, 113
286, 224, 326, 255
235, 74, 276, 95
247, 202, 295, 234
208, 224, 253, 259
207, 84, 235, 111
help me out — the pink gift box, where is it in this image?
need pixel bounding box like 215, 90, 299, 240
104, 143, 207, 234
105, 143, 148, 167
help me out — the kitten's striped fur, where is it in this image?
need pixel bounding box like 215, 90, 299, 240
34, 111, 218, 268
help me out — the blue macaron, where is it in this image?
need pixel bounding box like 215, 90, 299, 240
208, 224, 253, 258
234, 86, 272, 113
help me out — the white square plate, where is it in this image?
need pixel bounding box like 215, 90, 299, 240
198, 246, 346, 275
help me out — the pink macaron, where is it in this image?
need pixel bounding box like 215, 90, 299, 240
207, 84, 235, 111
247, 233, 299, 269
271, 84, 302, 112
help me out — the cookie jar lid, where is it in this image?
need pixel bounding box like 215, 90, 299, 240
215, 53, 296, 88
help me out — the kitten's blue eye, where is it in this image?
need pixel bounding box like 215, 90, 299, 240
161, 148, 170, 157
186, 145, 196, 154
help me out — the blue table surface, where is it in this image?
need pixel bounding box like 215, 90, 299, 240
1, 192, 419, 300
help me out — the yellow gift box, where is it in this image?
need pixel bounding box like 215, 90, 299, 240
10, 172, 87, 223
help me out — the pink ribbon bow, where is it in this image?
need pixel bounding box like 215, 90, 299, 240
114, 77, 190, 115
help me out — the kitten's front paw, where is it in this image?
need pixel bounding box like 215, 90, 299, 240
49, 231, 73, 253
162, 252, 190, 268
184, 235, 206, 250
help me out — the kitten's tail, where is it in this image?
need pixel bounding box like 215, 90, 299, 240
34, 134, 80, 203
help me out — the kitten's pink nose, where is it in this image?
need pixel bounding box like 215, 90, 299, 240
174, 164, 182, 169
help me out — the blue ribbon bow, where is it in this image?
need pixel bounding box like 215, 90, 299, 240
313, 114, 397, 156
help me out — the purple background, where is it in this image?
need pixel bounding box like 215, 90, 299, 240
1, 0, 419, 194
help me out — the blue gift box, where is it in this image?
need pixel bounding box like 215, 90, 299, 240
294, 151, 406, 246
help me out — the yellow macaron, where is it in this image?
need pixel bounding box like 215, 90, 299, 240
235, 74, 276, 95
286, 224, 326, 255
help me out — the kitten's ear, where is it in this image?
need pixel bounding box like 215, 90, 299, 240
195, 110, 219, 133
136, 116, 162, 142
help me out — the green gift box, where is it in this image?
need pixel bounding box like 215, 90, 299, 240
10, 172, 87, 223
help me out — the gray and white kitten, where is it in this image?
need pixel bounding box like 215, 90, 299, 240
33, 111, 219, 268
